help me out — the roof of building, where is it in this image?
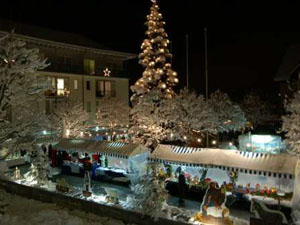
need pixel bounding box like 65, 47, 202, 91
149, 144, 298, 175
274, 45, 300, 81
0, 20, 136, 59
54, 138, 149, 158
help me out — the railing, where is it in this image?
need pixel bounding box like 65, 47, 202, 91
96, 90, 116, 98
44, 62, 128, 78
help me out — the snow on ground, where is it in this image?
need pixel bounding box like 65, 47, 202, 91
0, 188, 128, 225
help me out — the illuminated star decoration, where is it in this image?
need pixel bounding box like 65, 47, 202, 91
103, 68, 111, 77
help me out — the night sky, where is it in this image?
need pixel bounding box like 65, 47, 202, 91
2, 0, 300, 98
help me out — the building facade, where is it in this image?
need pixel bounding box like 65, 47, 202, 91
0, 23, 135, 121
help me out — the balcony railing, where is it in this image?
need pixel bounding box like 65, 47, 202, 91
96, 90, 116, 98
45, 88, 70, 98
44, 62, 128, 77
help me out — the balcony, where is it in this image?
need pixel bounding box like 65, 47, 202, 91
45, 88, 70, 98
44, 62, 128, 78
96, 90, 116, 98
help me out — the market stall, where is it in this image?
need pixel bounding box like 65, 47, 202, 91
54, 138, 150, 177
150, 144, 299, 204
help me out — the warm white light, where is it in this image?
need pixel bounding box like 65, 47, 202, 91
170, 133, 174, 138
57, 78, 64, 90
197, 138, 201, 143
80, 132, 84, 137
183, 136, 187, 140
113, 131, 116, 135
105, 132, 108, 135
229, 142, 233, 146
212, 140, 216, 145
66, 129, 70, 137
89, 133, 92, 137
95, 126, 99, 131
246, 143, 251, 148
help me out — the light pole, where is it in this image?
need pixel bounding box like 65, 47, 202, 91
205, 28, 209, 147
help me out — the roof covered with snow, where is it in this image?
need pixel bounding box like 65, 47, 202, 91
0, 20, 136, 59
54, 138, 149, 157
150, 144, 298, 175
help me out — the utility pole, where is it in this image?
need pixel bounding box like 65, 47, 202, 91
186, 34, 189, 89
205, 28, 209, 147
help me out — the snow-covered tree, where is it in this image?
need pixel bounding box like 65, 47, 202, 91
128, 162, 168, 220
24, 148, 52, 186
130, 0, 178, 149
49, 98, 90, 139
281, 91, 300, 154
208, 90, 247, 133
0, 33, 50, 160
160, 88, 218, 141
240, 92, 271, 129
96, 97, 130, 133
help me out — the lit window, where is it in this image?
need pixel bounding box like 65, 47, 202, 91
84, 59, 95, 75
74, 80, 78, 90
57, 78, 64, 96
96, 80, 115, 97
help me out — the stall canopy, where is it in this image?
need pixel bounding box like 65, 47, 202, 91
54, 138, 149, 158
150, 145, 298, 177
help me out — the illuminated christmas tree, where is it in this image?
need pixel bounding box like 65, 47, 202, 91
130, 0, 179, 149
131, 0, 178, 101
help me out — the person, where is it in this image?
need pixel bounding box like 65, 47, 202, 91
175, 166, 182, 177
178, 171, 186, 205
202, 182, 224, 216
41, 145, 47, 154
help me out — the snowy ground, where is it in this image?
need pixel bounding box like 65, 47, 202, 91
0, 188, 130, 225
3, 165, 251, 225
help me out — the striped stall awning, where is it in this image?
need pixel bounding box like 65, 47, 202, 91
54, 138, 149, 158
149, 144, 298, 177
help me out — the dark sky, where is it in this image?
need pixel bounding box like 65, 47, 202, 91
2, 0, 300, 98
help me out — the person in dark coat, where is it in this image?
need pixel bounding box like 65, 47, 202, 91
178, 171, 186, 205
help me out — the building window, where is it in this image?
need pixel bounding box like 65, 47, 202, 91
57, 78, 65, 96
96, 80, 115, 97
87, 102, 91, 113
74, 80, 78, 90
46, 77, 69, 97
86, 81, 91, 90
84, 59, 95, 75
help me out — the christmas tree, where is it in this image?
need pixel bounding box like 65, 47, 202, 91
130, 0, 179, 149
25, 148, 52, 186
131, 0, 178, 101
128, 162, 168, 220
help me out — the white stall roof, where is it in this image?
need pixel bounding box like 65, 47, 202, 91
149, 145, 297, 175
54, 138, 149, 158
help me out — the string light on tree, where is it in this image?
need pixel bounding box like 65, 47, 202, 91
131, 0, 179, 99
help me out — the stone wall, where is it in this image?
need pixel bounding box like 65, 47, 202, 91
0, 178, 188, 225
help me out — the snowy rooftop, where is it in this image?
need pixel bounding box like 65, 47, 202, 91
54, 138, 149, 157
150, 145, 298, 176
